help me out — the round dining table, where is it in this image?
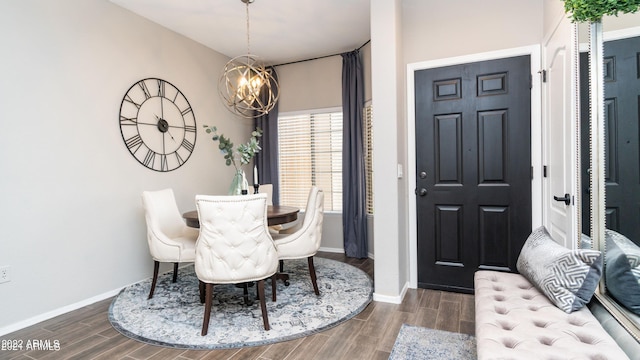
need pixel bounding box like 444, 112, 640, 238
182, 205, 299, 228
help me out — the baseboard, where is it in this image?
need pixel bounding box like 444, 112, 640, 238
318, 246, 375, 260
373, 281, 409, 304
318, 246, 344, 254
0, 287, 124, 336
0, 268, 167, 337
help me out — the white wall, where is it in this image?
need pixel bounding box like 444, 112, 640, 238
371, 0, 404, 302
403, 0, 543, 64
277, 43, 372, 113
0, 0, 249, 332
277, 56, 343, 113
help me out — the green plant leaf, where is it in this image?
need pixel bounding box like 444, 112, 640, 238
205, 124, 264, 169
563, 0, 640, 22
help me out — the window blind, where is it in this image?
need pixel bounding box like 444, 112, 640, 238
278, 111, 343, 211
363, 104, 374, 215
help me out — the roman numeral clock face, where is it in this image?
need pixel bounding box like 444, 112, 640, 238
119, 78, 196, 172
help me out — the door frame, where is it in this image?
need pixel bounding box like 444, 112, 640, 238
406, 45, 543, 288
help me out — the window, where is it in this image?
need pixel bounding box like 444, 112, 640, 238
278, 106, 373, 214
363, 104, 374, 215
278, 109, 343, 211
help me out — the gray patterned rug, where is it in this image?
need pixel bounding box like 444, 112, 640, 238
389, 324, 477, 360
108, 257, 372, 349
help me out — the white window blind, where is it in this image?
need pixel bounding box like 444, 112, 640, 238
363, 104, 374, 215
278, 110, 343, 211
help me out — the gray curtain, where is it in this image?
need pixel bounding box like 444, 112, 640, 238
341, 50, 368, 258
253, 66, 280, 205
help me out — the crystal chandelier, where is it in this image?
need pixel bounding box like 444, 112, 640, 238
219, 0, 279, 119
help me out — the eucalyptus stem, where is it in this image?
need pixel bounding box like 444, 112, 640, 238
204, 125, 263, 171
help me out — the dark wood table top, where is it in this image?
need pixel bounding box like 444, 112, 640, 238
182, 205, 299, 228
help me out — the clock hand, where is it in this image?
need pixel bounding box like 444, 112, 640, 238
166, 129, 176, 142
153, 114, 176, 141
136, 121, 158, 126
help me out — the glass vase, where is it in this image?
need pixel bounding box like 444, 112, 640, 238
228, 169, 249, 195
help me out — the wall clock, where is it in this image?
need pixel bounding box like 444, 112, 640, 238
119, 78, 196, 172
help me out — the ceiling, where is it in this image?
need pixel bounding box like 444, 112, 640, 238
110, 0, 371, 65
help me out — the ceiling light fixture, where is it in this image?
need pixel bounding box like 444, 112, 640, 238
218, 0, 279, 119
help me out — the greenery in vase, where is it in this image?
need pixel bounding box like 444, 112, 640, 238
203, 125, 263, 171
563, 0, 640, 22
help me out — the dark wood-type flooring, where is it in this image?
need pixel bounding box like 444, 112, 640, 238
0, 252, 475, 360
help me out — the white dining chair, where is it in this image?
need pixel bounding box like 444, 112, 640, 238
141, 188, 198, 299
259, 183, 285, 234
259, 183, 274, 205
194, 193, 279, 335
272, 186, 324, 295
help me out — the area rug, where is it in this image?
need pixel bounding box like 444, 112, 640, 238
108, 257, 372, 349
389, 324, 477, 360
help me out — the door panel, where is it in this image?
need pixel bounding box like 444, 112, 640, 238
543, 17, 578, 248
580, 36, 640, 243
415, 56, 532, 292
604, 36, 640, 244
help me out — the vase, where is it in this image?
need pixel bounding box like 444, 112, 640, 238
228, 169, 249, 195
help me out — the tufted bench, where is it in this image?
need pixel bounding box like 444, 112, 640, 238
475, 270, 630, 359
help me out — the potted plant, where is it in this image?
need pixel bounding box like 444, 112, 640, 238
563, 0, 640, 22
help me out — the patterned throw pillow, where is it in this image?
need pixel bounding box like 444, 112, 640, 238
605, 229, 640, 315
516, 226, 603, 313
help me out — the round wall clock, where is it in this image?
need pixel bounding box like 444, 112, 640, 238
119, 78, 196, 172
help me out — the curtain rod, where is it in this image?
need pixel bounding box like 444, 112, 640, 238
272, 39, 370, 68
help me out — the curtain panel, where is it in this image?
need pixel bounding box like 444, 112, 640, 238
341, 50, 368, 258
254, 67, 280, 205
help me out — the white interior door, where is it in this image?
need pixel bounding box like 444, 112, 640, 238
542, 17, 580, 248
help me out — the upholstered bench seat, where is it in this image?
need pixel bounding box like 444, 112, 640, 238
475, 270, 629, 360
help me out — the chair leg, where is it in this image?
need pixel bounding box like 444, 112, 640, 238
257, 280, 270, 331
201, 283, 213, 336
243, 283, 252, 306
279, 259, 284, 272
199, 280, 205, 304
172, 262, 179, 283
148, 261, 160, 300
308, 256, 320, 296
271, 274, 277, 302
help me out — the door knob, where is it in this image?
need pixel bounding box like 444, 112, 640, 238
415, 188, 427, 196
553, 193, 571, 205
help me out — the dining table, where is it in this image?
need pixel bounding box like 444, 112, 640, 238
182, 205, 300, 228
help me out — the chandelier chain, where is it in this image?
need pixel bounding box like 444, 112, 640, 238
245, 1, 250, 56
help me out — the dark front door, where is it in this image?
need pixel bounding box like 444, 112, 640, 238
602, 36, 640, 243
581, 36, 640, 244
415, 56, 532, 293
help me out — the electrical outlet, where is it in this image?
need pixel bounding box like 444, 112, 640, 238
0, 266, 10, 284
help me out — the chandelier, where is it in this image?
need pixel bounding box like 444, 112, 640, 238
219, 0, 279, 119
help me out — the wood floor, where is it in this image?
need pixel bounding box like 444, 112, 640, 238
0, 252, 475, 360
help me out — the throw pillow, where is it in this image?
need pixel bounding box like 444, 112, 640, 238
605, 229, 640, 315
516, 226, 603, 313
580, 233, 593, 249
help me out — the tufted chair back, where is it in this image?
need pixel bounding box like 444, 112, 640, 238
142, 188, 197, 262
194, 193, 278, 334
272, 187, 324, 295
274, 186, 324, 259
141, 188, 197, 299
259, 183, 274, 205
194, 193, 279, 284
